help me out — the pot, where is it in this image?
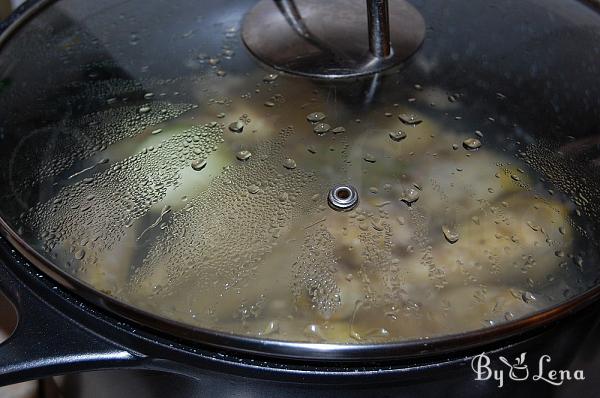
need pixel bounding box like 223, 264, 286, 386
1, 0, 600, 396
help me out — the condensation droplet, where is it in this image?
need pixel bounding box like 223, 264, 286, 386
313, 123, 331, 134
526, 221, 540, 231
522, 291, 536, 304
463, 138, 482, 150
400, 187, 420, 204
363, 153, 376, 163
389, 131, 407, 142
304, 324, 324, 339
283, 158, 297, 169
398, 113, 422, 125
442, 224, 459, 244
229, 121, 244, 133
236, 150, 252, 161
74, 249, 85, 260
191, 159, 207, 171
263, 73, 279, 83
307, 112, 326, 123
261, 320, 280, 336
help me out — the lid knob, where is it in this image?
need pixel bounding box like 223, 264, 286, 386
242, 0, 426, 79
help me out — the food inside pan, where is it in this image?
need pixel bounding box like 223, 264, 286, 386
9, 67, 595, 344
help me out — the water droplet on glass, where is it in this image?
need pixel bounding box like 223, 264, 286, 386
191, 159, 207, 171
331, 126, 346, 134
248, 184, 260, 194
389, 131, 407, 142
229, 121, 244, 133
363, 153, 376, 163
261, 320, 280, 336
236, 150, 252, 161
313, 123, 331, 134
398, 113, 422, 125
263, 73, 279, 83
442, 224, 459, 244
400, 187, 420, 204
463, 138, 482, 150
526, 221, 540, 231
283, 158, 297, 169
307, 112, 326, 123
277, 191, 289, 202
74, 249, 85, 260
304, 324, 323, 339
138, 106, 151, 114
522, 291, 536, 304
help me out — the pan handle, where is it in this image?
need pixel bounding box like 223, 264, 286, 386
0, 256, 142, 386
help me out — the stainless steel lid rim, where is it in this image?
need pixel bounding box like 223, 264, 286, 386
2, 223, 600, 364
3, 230, 595, 385
0, 234, 514, 382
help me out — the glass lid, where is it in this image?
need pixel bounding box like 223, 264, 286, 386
1, 0, 600, 356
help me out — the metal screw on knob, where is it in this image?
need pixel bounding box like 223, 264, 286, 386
328, 184, 359, 211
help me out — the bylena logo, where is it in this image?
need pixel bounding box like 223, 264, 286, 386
471, 352, 585, 388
